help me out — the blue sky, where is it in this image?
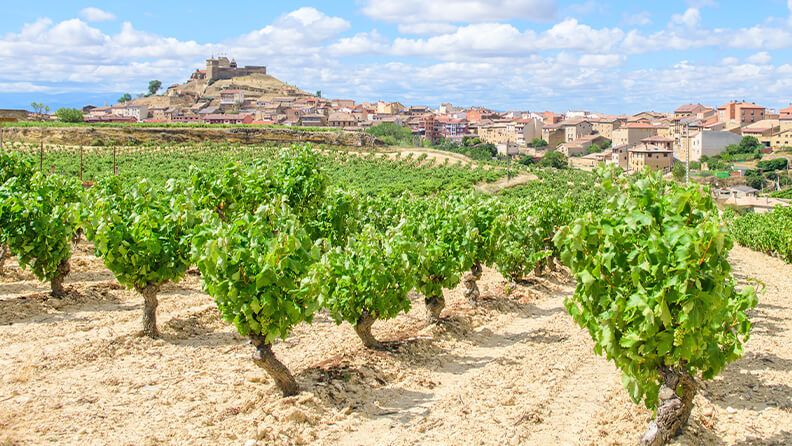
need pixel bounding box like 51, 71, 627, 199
1, 0, 791, 113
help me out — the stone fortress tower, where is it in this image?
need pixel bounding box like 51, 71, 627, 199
204, 56, 267, 82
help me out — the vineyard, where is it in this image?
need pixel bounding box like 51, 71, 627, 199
0, 143, 790, 446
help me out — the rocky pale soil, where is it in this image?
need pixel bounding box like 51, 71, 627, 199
0, 244, 790, 446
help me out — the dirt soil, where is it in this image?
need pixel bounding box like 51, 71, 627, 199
0, 244, 790, 446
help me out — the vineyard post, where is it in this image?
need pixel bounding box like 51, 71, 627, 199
79, 146, 84, 182
39, 141, 44, 171
0, 126, 4, 149
113, 146, 117, 176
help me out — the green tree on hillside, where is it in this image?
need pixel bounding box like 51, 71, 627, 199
672, 162, 686, 181
147, 80, 162, 96
366, 122, 413, 146
530, 138, 548, 148
118, 93, 132, 104
30, 102, 49, 120
539, 150, 568, 169
55, 108, 84, 123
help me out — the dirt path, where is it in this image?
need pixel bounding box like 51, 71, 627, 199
475, 172, 537, 194
0, 245, 790, 446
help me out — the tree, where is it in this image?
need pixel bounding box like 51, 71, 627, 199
530, 138, 548, 148
83, 177, 195, 338
554, 168, 757, 446
539, 150, 568, 169
366, 122, 413, 146
757, 158, 788, 171
147, 80, 162, 96
193, 200, 320, 396
118, 93, 132, 104
30, 102, 49, 120
315, 90, 322, 98
672, 162, 686, 181
1, 172, 82, 296
55, 108, 84, 123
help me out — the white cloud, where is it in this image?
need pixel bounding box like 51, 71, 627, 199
729, 25, 792, 49
390, 20, 622, 60
397, 23, 459, 35
235, 7, 350, 49
578, 54, 623, 67
721, 56, 739, 65
361, 0, 557, 23
80, 7, 116, 22
670, 8, 701, 28
329, 30, 388, 55
746, 51, 771, 64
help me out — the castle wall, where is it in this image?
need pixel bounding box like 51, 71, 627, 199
210, 66, 267, 81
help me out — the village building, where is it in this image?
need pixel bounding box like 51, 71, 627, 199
612, 123, 659, 146
673, 103, 708, 120
718, 101, 766, 125
558, 134, 610, 157
328, 112, 357, 128
561, 119, 593, 143
541, 124, 565, 148
110, 104, 149, 122
590, 117, 623, 140
627, 144, 674, 173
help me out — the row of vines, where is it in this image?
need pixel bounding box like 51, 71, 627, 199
0, 145, 760, 445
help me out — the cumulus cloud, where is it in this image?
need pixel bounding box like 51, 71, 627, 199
397, 23, 459, 35
361, 0, 557, 23
670, 8, 701, 28
80, 7, 116, 22
390, 20, 622, 60
329, 30, 388, 55
746, 51, 771, 64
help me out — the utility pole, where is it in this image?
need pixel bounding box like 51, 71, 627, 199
685, 123, 690, 184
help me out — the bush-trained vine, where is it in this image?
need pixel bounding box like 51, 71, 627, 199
312, 223, 416, 349
554, 168, 757, 446
192, 200, 321, 396
0, 172, 82, 295
82, 177, 196, 337
0, 152, 37, 274
489, 201, 553, 282
725, 206, 792, 263
406, 197, 477, 321
460, 195, 501, 304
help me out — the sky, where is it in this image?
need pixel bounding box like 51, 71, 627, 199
1, 0, 791, 114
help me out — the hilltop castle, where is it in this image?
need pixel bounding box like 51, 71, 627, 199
191, 56, 267, 82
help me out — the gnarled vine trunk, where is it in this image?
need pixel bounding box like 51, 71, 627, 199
355, 310, 383, 349
463, 262, 483, 305
137, 284, 160, 338
50, 259, 71, 298
640, 367, 698, 446
250, 334, 299, 397
425, 293, 445, 322
0, 244, 9, 275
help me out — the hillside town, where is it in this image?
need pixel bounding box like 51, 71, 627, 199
3, 56, 790, 182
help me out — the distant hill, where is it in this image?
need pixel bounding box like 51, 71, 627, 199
126, 70, 313, 110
